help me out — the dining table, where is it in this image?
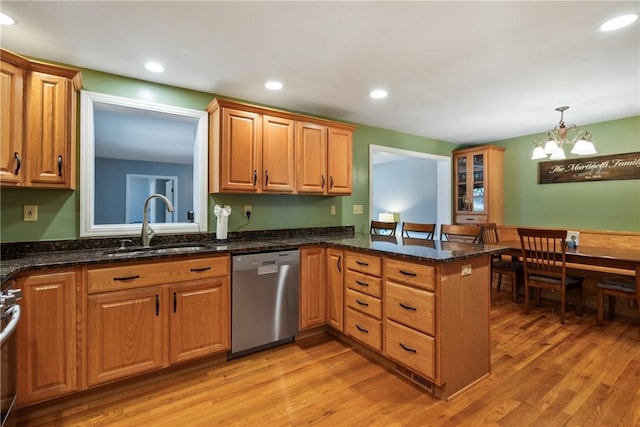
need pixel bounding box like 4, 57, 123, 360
499, 240, 640, 290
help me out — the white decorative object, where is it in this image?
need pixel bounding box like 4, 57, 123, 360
566, 231, 580, 248
214, 204, 232, 240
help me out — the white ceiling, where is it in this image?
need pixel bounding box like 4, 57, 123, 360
1, 1, 638, 146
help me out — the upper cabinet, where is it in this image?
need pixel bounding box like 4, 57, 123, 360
452, 145, 504, 225
1, 49, 82, 189
207, 98, 355, 195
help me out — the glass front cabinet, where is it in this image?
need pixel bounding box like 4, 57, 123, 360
452, 145, 505, 225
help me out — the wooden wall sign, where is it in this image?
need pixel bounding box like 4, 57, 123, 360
538, 152, 640, 184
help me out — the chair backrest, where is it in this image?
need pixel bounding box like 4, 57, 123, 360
480, 223, 500, 244
440, 224, 481, 243
402, 222, 435, 239
517, 228, 567, 280
370, 220, 397, 236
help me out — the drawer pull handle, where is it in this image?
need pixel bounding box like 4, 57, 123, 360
355, 324, 369, 333
155, 294, 160, 316
399, 302, 417, 311
356, 299, 369, 307
173, 292, 177, 313
190, 266, 211, 272
399, 270, 417, 277
355, 280, 369, 287
356, 260, 369, 266
399, 342, 417, 353
113, 275, 140, 281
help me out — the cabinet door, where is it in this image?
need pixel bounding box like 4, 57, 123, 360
296, 122, 327, 194
26, 71, 74, 188
300, 247, 326, 329
470, 151, 486, 213
87, 287, 163, 386
326, 248, 344, 331
219, 107, 262, 192
262, 115, 295, 193
0, 60, 25, 186
170, 278, 230, 364
454, 153, 470, 214
327, 127, 352, 194
17, 271, 77, 405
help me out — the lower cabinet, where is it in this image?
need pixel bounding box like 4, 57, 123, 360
17, 269, 78, 406
325, 248, 344, 331
299, 246, 326, 330
85, 255, 230, 387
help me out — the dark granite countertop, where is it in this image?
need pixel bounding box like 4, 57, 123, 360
0, 230, 507, 284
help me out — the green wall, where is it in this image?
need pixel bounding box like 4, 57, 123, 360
2, 63, 637, 243
488, 115, 640, 232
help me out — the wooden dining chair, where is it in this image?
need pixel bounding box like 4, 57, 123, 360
440, 224, 481, 243
401, 222, 435, 239
596, 275, 639, 331
370, 220, 397, 236
480, 223, 523, 303
517, 228, 584, 324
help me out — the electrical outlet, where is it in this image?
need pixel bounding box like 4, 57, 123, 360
330, 205, 336, 215
24, 205, 38, 222
353, 204, 363, 215
244, 205, 252, 217
461, 264, 472, 276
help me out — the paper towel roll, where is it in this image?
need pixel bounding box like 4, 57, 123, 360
214, 204, 231, 240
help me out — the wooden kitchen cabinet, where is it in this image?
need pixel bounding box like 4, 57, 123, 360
0, 49, 82, 189
326, 247, 344, 331
16, 269, 78, 406
85, 255, 230, 387
344, 251, 383, 353
299, 246, 326, 330
452, 145, 504, 225
207, 97, 355, 195
296, 123, 353, 195
170, 278, 230, 364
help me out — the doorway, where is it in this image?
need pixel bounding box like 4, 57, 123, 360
125, 174, 178, 224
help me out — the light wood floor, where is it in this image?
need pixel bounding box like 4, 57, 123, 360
20, 288, 640, 426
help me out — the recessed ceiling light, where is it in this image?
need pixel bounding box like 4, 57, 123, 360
145, 62, 164, 73
265, 81, 283, 90
370, 89, 388, 99
0, 12, 16, 25
600, 14, 638, 32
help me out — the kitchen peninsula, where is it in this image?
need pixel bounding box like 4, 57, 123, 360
2, 229, 505, 411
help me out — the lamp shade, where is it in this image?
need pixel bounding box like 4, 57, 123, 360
543, 139, 559, 155
549, 146, 566, 160
531, 146, 547, 160
378, 212, 395, 222
570, 139, 597, 155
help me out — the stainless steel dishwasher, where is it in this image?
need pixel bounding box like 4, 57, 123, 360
230, 250, 299, 358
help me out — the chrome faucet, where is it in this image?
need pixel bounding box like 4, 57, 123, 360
141, 194, 174, 247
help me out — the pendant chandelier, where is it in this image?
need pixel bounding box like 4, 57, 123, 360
531, 106, 597, 160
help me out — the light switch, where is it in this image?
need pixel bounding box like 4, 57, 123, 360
330, 205, 336, 215
461, 264, 472, 276
353, 205, 364, 215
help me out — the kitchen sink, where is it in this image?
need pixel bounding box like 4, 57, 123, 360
103, 245, 209, 257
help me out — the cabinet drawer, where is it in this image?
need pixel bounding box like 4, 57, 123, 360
385, 319, 435, 380
345, 288, 381, 319
385, 259, 435, 291
386, 281, 434, 335
455, 214, 487, 225
345, 308, 382, 353
345, 251, 382, 277
345, 270, 382, 298
87, 256, 229, 293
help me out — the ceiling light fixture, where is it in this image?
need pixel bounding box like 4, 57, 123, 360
600, 14, 638, 32
531, 106, 597, 160
145, 62, 164, 73
0, 12, 16, 25
265, 81, 283, 90
370, 89, 388, 99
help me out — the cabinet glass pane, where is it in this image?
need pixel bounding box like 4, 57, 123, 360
456, 156, 469, 212
472, 154, 485, 212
